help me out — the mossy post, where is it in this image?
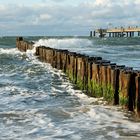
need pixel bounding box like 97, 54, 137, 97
90, 62, 101, 97
119, 70, 136, 111
110, 67, 120, 105
65, 53, 70, 77
100, 64, 108, 99
76, 55, 85, 90
87, 59, 93, 96
129, 72, 136, 111
135, 74, 140, 117
119, 70, 130, 109
82, 56, 88, 91
73, 55, 78, 84
87, 57, 102, 96
69, 53, 76, 82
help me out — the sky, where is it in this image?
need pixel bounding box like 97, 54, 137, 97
0, 0, 140, 36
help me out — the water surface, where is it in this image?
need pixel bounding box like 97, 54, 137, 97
0, 36, 140, 140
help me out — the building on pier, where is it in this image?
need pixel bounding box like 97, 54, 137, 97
90, 26, 140, 37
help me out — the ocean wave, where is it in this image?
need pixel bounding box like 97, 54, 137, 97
33, 38, 93, 50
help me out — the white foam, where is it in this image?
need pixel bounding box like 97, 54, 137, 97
28, 128, 39, 135
107, 131, 120, 138
33, 38, 93, 50
96, 135, 105, 140
0, 48, 22, 55
2, 38, 139, 139
26, 46, 38, 62
48, 122, 54, 128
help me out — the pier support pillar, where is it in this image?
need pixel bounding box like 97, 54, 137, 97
115, 32, 117, 37
93, 31, 96, 37
130, 32, 132, 37
126, 32, 129, 37
90, 31, 92, 37
132, 32, 134, 37
112, 32, 115, 37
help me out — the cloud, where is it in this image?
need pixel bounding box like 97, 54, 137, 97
39, 14, 52, 21
0, 0, 140, 35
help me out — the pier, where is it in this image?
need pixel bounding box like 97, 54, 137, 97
90, 27, 140, 37
16, 37, 140, 118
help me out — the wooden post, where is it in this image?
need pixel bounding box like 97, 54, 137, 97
119, 70, 136, 111
135, 75, 140, 117
91, 63, 101, 97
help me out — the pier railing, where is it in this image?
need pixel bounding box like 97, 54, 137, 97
16, 37, 140, 118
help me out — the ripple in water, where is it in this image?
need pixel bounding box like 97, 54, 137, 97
0, 37, 140, 140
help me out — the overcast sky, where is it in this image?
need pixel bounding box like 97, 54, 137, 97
0, 0, 140, 36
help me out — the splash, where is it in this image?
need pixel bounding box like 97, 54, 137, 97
0, 48, 22, 55
33, 38, 93, 50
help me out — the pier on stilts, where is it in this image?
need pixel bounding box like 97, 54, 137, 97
90, 26, 140, 37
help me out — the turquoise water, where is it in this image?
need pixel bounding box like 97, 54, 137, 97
0, 36, 140, 140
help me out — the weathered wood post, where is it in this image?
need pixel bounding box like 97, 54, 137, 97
39, 46, 43, 60
42, 47, 46, 62
53, 49, 58, 68
44, 47, 49, 63
16, 37, 23, 51
69, 52, 77, 82
110, 66, 120, 104
87, 59, 93, 95
61, 50, 68, 73
90, 62, 101, 97
135, 74, 140, 117
56, 50, 61, 69
76, 54, 86, 90
119, 70, 136, 111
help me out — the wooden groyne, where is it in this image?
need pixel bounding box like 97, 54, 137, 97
16, 37, 34, 51
16, 37, 140, 117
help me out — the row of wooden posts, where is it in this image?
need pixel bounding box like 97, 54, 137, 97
16, 37, 140, 117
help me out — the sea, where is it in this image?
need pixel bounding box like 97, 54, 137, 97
0, 36, 140, 140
